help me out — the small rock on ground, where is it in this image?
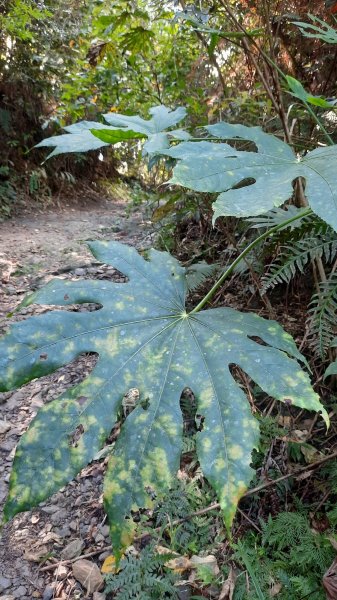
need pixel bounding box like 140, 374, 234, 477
72, 559, 104, 594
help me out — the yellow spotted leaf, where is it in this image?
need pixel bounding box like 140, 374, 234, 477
0, 242, 328, 557
162, 122, 337, 232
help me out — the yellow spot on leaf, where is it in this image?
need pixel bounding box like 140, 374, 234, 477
228, 445, 243, 459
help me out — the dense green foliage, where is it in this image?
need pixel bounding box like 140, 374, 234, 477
104, 545, 178, 599
1, 239, 327, 556
232, 511, 334, 600
3, 2, 337, 597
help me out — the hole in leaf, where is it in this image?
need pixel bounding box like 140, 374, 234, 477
180, 387, 197, 435
229, 364, 256, 412
248, 335, 267, 347
68, 423, 84, 447
140, 397, 150, 411
87, 265, 128, 283
228, 139, 258, 153
232, 177, 256, 190
195, 414, 205, 431
42, 353, 99, 404
70, 302, 102, 312
145, 485, 156, 500
121, 388, 140, 418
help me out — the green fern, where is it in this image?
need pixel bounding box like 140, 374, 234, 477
233, 512, 333, 600
307, 272, 337, 358
247, 205, 310, 231
249, 214, 337, 357
262, 511, 334, 574
104, 544, 178, 599
261, 228, 337, 294
185, 261, 220, 292
223, 209, 329, 287
154, 478, 217, 554
261, 512, 310, 550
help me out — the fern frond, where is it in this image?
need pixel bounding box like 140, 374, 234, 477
261, 231, 337, 294
261, 512, 310, 550
185, 261, 220, 292
247, 205, 310, 230
307, 272, 337, 358
105, 545, 178, 599
237, 213, 331, 281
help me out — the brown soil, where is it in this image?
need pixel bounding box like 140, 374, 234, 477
0, 193, 154, 600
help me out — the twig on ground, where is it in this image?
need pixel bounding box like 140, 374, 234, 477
238, 508, 262, 533
39, 449, 337, 573
39, 545, 112, 572
170, 448, 337, 525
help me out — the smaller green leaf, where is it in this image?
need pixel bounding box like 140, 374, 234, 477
36, 106, 187, 160
102, 105, 187, 136
196, 26, 264, 39
286, 76, 332, 108
35, 131, 109, 160
120, 27, 155, 55
90, 128, 146, 144
294, 14, 337, 44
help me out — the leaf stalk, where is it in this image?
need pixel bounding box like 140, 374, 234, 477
190, 207, 313, 314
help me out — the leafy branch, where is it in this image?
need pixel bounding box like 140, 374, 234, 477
0, 106, 333, 559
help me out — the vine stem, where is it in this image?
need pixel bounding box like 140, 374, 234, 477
218, 0, 334, 147
189, 207, 312, 314
301, 101, 335, 146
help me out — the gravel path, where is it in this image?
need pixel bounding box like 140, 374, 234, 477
0, 193, 154, 600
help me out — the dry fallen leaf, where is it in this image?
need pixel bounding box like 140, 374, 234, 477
156, 546, 219, 575
55, 564, 69, 580
30, 514, 40, 524
190, 555, 219, 576
323, 557, 337, 599
72, 558, 104, 594
270, 582, 282, 597
277, 415, 292, 427
165, 556, 192, 573
300, 444, 324, 464
24, 545, 49, 562
101, 555, 122, 575
0, 419, 12, 434
219, 566, 236, 599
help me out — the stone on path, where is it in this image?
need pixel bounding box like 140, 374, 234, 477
72, 559, 104, 594
61, 538, 85, 560
0, 420, 11, 435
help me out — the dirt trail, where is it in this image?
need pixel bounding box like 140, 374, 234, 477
0, 195, 154, 600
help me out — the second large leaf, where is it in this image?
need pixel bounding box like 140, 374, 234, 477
163, 122, 337, 231
0, 242, 327, 555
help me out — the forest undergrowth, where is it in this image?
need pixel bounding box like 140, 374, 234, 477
3, 1, 337, 599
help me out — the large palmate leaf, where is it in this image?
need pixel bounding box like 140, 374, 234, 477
100, 105, 188, 154
0, 242, 327, 555
35, 122, 145, 160
161, 122, 337, 232
36, 105, 187, 159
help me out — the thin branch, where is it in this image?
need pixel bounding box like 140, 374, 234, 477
170, 448, 337, 525
179, 0, 227, 95
38, 447, 337, 573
